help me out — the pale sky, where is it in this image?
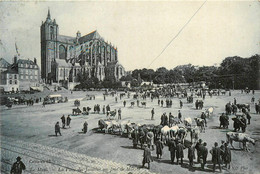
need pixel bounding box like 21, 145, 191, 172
0, 0, 259, 71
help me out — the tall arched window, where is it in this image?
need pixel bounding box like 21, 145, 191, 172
50, 26, 54, 40
59, 45, 66, 59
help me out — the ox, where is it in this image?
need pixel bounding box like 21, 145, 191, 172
183, 117, 192, 127
226, 132, 256, 151
194, 117, 205, 133
205, 107, 214, 117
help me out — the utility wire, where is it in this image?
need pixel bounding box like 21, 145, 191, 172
147, 0, 207, 68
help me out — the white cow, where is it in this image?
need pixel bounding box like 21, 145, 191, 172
183, 117, 192, 127
226, 132, 256, 151
205, 107, 214, 117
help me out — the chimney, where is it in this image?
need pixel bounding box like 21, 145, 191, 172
13, 56, 17, 64
34, 58, 37, 64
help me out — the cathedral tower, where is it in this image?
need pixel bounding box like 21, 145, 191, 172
40, 9, 59, 81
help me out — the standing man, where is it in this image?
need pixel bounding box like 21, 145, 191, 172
176, 141, 185, 165
155, 138, 164, 159
66, 115, 71, 128
224, 143, 231, 169
234, 98, 237, 105
10, 156, 26, 174
118, 108, 122, 120
142, 144, 153, 169
188, 144, 195, 168
82, 121, 88, 133
168, 138, 176, 164
178, 110, 182, 121
61, 115, 66, 128
200, 142, 208, 170
161, 100, 164, 107
210, 142, 222, 172
151, 108, 155, 120
195, 139, 203, 163
180, 100, 183, 109
240, 115, 247, 132
123, 100, 126, 107
106, 105, 110, 113
55, 122, 62, 136
201, 111, 207, 127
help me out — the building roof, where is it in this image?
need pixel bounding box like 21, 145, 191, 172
2, 68, 18, 74
78, 30, 103, 44
17, 59, 37, 66
57, 35, 75, 44
55, 59, 72, 68
0, 58, 10, 68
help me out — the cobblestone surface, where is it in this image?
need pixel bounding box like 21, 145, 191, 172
1, 136, 154, 174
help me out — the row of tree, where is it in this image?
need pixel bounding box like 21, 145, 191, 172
121, 54, 260, 89
75, 54, 259, 90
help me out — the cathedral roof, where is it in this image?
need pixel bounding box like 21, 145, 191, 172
78, 30, 103, 44
0, 58, 10, 68
57, 35, 75, 44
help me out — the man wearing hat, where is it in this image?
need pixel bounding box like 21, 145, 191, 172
142, 144, 153, 169
11, 156, 26, 174
188, 144, 195, 168
200, 142, 208, 170
176, 140, 185, 165
201, 111, 207, 127
210, 142, 222, 172
55, 122, 62, 136
195, 139, 203, 163
168, 138, 176, 164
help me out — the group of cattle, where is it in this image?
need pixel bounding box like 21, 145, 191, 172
97, 115, 208, 145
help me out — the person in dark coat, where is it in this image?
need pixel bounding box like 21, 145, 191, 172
61, 115, 66, 128
210, 142, 222, 172
195, 139, 203, 163
132, 129, 139, 149
82, 121, 88, 133
123, 100, 126, 107
220, 140, 225, 164
224, 143, 231, 169
200, 142, 208, 170
245, 112, 251, 125
219, 113, 224, 128
180, 100, 183, 109
151, 108, 155, 120
255, 103, 259, 114
178, 110, 182, 120
240, 115, 247, 133
176, 141, 185, 165
168, 138, 176, 164
106, 105, 110, 112
66, 115, 71, 128
10, 156, 26, 174
201, 111, 207, 127
155, 138, 164, 159
118, 108, 122, 120
55, 122, 61, 136
188, 144, 195, 168
142, 144, 153, 169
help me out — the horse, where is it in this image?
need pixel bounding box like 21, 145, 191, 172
226, 132, 256, 151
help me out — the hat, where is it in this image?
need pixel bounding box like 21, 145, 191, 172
16, 156, 21, 160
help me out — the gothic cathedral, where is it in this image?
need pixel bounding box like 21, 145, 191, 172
40, 9, 125, 86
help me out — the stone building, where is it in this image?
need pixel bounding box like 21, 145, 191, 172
0, 56, 40, 91
0, 68, 19, 92
40, 10, 125, 87
0, 58, 10, 72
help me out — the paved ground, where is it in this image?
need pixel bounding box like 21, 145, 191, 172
1, 89, 260, 174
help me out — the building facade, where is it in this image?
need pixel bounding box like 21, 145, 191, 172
0, 69, 19, 92
0, 56, 40, 91
40, 10, 125, 86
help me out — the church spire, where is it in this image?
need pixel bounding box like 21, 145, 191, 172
47, 8, 51, 20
